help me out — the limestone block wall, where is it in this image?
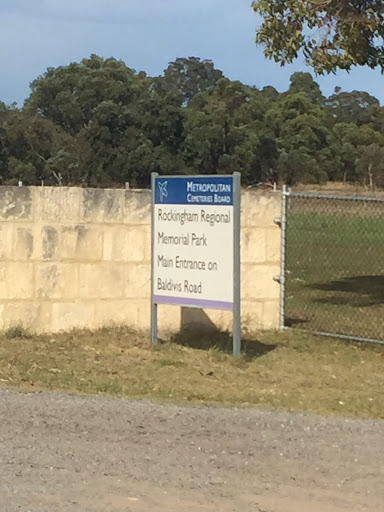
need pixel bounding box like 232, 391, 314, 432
0, 186, 281, 334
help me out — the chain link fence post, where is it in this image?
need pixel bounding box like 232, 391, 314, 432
280, 185, 288, 330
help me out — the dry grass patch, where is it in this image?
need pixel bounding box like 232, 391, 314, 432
0, 326, 383, 419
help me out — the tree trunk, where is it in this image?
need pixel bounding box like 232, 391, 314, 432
51, 169, 63, 186
368, 163, 374, 192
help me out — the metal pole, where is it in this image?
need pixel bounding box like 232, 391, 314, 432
151, 172, 158, 345
233, 172, 241, 356
311, 330, 384, 346
279, 185, 288, 330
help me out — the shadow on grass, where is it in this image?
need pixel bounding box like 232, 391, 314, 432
171, 329, 277, 360
285, 317, 309, 327
309, 275, 384, 307
168, 307, 278, 360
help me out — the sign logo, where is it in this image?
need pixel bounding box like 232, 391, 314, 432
158, 181, 168, 202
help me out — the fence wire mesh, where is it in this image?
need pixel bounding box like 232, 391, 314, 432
284, 190, 384, 343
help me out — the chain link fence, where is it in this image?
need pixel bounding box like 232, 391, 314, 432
281, 188, 384, 343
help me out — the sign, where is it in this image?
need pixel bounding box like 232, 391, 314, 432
151, 173, 241, 355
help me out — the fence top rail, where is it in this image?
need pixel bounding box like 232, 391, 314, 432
310, 330, 384, 345
285, 189, 384, 203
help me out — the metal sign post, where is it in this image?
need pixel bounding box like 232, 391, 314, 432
232, 172, 241, 355
151, 173, 241, 355
150, 172, 159, 346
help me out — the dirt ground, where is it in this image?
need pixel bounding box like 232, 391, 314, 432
0, 390, 383, 512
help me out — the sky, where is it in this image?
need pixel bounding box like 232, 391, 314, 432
1, 0, 383, 106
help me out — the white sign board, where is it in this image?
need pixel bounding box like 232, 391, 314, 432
151, 174, 241, 354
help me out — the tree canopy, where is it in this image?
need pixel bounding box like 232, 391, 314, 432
252, 0, 384, 73
1, 54, 384, 190
163, 57, 224, 104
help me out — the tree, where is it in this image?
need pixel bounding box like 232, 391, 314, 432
139, 77, 184, 153
0, 103, 9, 182
163, 57, 223, 104
324, 90, 380, 124
254, 137, 279, 183
328, 122, 383, 183
24, 55, 186, 187
289, 72, 324, 104
328, 122, 362, 182
252, 0, 384, 73
26, 55, 145, 135
356, 143, 384, 190
4, 53, 384, 189
276, 148, 321, 185
264, 92, 331, 183
3, 106, 82, 185
182, 79, 263, 181
261, 85, 279, 101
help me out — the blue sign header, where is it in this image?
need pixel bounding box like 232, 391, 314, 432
154, 176, 234, 206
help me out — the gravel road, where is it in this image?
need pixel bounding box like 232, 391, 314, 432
0, 389, 383, 511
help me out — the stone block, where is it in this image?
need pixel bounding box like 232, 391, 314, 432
103, 226, 146, 262
34, 187, 81, 223
179, 306, 233, 333
137, 301, 181, 333
14, 227, 34, 260
179, 306, 219, 332
241, 264, 281, 300
61, 226, 103, 261
0, 303, 4, 330
266, 227, 282, 263
136, 300, 151, 331
262, 300, 280, 330
124, 191, 151, 225
142, 305, 236, 336
94, 300, 139, 328
0, 263, 7, 299
142, 225, 151, 262
202, 308, 233, 332
81, 188, 124, 224
0, 223, 14, 260
41, 226, 59, 260
241, 301, 264, 332
241, 228, 266, 264
35, 263, 78, 300
78, 263, 125, 299
0, 187, 32, 220
124, 263, 151, 299
241, 191, 281, 227
3, 302, 51, 332
17, 224, 60, 262
0, 262, 34, 300
159, 304, 181, 333
50, 302, 95, 332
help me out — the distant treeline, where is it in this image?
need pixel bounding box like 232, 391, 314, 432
1, 54, 384, 189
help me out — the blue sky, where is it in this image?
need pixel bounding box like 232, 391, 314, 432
1, 0, 383, 106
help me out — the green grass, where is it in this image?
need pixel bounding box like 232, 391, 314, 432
286, 211, 384, 340
0, 326, 383, 419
